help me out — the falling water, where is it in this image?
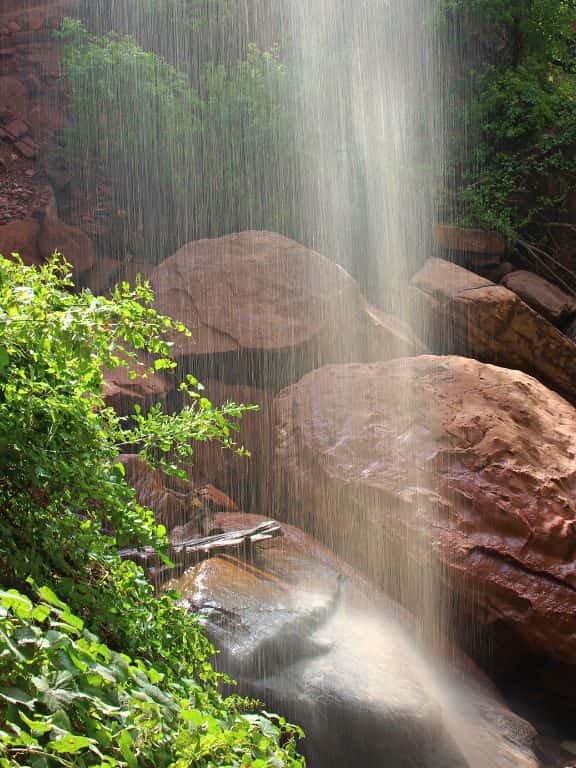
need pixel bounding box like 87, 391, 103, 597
56, 1, 539, 765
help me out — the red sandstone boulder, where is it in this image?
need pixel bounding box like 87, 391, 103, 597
433, 224, 507, 256
150, 231, 424, 382
38, 196, 97, 276
501, 269, 576, 326
167, 511, 538, 768
0, 219, 41, 265
0, 77, 29, 119
410, 258, 576, 401
274, 355, 576, 664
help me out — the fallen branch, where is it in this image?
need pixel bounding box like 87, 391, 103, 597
120, 520, 284, 585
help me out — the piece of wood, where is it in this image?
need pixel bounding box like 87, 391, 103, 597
120, 520, 283, 579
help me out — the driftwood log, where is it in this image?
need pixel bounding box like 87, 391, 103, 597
120, 520, 283, 586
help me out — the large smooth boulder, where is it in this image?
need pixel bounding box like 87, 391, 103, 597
150, 231, 425, 387
274, 355, 576, 664
168, 512, 538, 768
410, 258, 576, 401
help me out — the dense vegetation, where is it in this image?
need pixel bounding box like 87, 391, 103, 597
58, 18, 298, 262
439, 0, 576, 241
0, 254, 304, 767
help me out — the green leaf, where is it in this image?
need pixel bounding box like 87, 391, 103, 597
37, 586, 66, 610
0, 687, 35, 709
50, 733, 94, 754
0, 347, 9, 373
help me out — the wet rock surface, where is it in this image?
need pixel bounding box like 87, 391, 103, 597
410, 258, 576, 401
169, 512, 539, 768
274, 354, 576, 664
150, 231, 425, 385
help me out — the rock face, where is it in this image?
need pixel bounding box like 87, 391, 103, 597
501, 269, 576, 327
433, 225, 507, 256
103, 358, 172, 415
169, 512, 538, 768
150, 231, 424, 386
119, 454, 239, 534
0, 219, 41, 264
38, 196, 97, 275
184, 380, 273, 510
274, 355, 576, 664
410, 257, 576, 401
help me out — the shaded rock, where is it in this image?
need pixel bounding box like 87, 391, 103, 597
103, 357, 172, 415
37, 195, 97, 275
151, 231, 424, 387
119, 454, 216, 535
433, 224, 507, 256
4, 118, 29, 139
182, 380, 273, 510
410, 258, 576, 401
274, 355, 576, 664
0, 218, 41, 264
14, 137, 39, 159
360, 302, 428, 361
169, 512, 538, 768
0, 76, 29, 118
502, 270, 576, 326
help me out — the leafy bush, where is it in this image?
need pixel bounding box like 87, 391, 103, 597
0, 254, 304, 766
0, 587, 304, 767
439, 0, 576, 239
57, 19, 297, 261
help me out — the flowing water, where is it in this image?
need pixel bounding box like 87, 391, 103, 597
64, 1, 538, 765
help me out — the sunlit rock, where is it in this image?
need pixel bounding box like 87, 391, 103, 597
410, 257, 576, 401
150, 231, 425, 387
168, 512, 539, 768
274, 355, 576, 664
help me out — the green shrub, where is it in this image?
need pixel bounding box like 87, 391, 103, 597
57, 19, 297, 260
0, 587, 304, 768
0, 254, 304, 766
439, 0, 576, 239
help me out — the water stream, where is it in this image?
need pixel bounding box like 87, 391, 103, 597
67, 1, 539, 765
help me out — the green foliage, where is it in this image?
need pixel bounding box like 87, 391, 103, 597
0, 587, 304, 767
439, 0, 576, 238
57, 19, 296, 260
0, 254, 304, 766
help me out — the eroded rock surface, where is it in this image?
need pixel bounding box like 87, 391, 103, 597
169, 512, 538, 768
410, 258, 576, 401
274, 355, 576, 663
